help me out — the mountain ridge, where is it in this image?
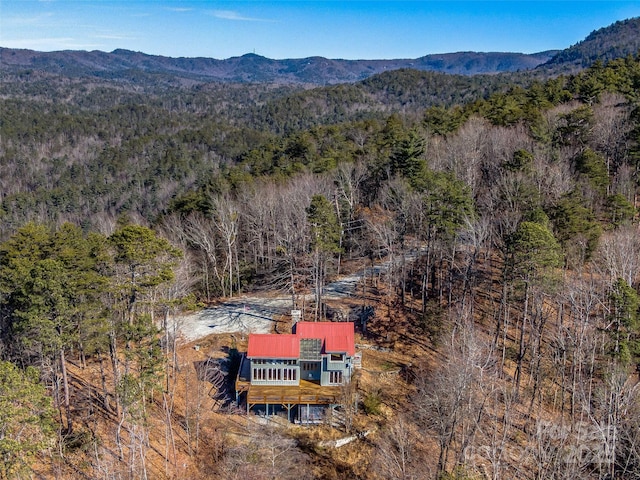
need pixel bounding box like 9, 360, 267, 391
1, 16, 639, 85
0, 47, 556, 85
542, 17, 640, 72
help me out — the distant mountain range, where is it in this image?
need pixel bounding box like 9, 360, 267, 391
1, 17, 639, 85
0, 48, 557, 85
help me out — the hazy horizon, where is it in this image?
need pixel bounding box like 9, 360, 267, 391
2, 1, 640, 61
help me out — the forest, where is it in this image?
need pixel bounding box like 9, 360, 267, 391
1, 19, 640, 479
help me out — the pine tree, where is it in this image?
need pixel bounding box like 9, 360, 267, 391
0, 361, 55, 479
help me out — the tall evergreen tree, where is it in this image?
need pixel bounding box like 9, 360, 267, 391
506, 220, 563, 397
0, 223, 106, 433
306, 194, 341, 320
0, 361, 55, 479
608, 277, 640, 364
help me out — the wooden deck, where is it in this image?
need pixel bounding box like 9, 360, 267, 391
242, 379, 342, 406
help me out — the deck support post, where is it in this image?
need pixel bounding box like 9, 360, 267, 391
282, 403, 293, 422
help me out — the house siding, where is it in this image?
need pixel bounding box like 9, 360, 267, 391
249, 354, 354, 386
320, 355, 353, 386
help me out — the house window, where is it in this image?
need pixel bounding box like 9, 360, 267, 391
283, 368, 297, 381
300, 338, 322, 360
329, 371, 343, 384
330, 353, 343, 362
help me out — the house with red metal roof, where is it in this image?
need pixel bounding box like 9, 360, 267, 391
236, 321, 358, 422
246, 321, 355, 387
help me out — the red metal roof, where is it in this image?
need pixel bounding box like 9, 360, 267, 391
325, 335, 353, 355
295, 322, 356, 356
247, 322, 356, 359
247, 333, 299, 359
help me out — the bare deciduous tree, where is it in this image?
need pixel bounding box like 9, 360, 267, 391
372, 414, 428, 480
595, 225, 640, 287
211, 194, 241, 298
414, 313, 494, 476
216, 424, 314, 480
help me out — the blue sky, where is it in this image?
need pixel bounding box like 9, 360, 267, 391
2, 1, 639, 60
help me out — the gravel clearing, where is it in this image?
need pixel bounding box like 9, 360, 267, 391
172, 296, 291, 342
173, 254, 414, 342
